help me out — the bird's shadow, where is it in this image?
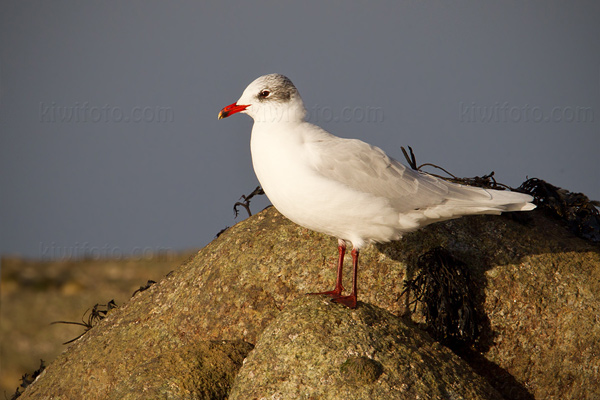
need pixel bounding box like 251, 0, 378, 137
375, 210, 598, 400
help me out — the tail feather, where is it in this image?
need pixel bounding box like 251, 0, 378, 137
444, 188, 536, 213
398, 187, 536, 231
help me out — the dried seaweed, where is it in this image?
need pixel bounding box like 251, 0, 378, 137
52, 300, 118, 345
215, 226, 230, 238
233, 186, 265, 218
519, 178, 600, 242
401, 146, 510, 190
8, 359, 46, 399
402, 247, 480, 349
131, 280, 156, 297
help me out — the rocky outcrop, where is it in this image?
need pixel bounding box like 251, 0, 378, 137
229, 296, 503, 400
20, 207, 600, 399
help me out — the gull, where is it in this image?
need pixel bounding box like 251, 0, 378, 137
218, 74, 535, 308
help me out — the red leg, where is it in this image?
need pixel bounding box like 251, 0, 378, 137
308, 240, 346, 298
331, 248, 359, 309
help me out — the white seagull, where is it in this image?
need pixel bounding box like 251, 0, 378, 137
218, 73, 535, 308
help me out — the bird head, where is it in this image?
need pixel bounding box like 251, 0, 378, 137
218, 74, 307, 123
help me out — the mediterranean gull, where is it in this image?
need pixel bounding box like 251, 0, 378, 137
218, 73, 535, 308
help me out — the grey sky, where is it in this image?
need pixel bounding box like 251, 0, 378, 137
1, 1, 599, 259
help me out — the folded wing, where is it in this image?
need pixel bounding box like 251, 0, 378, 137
309, 136, 534, 228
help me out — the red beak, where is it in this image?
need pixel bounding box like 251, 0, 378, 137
218, 102, 249, 119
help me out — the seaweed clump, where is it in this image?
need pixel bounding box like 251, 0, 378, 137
519, 178, 600, 242
402, 247, 482, 350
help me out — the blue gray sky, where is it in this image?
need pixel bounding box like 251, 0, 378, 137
1, 1, 599, 259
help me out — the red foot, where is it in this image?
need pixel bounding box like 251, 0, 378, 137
307, 288, 343, 299
331, 294, 357, 309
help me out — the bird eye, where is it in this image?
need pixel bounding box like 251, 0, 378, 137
259, 90, 270, 98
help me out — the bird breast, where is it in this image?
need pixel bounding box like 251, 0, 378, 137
249, 122, 400, 246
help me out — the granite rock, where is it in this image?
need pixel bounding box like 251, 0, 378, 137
229, 296, 503, 400
20, 207, 600, 399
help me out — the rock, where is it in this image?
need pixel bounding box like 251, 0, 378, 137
229, 296, 503, 400
19, 207, 600, 399
112, 340, 253, 399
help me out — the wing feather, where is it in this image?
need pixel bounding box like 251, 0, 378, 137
307, 137, 492, 213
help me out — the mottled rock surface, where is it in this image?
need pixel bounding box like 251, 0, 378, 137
111, 340, 253, 399
20, 207, 600, 399
229, 296, 503, 400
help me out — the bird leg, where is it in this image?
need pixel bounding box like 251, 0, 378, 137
308, 240, 346, 298
331, 248, 358, 309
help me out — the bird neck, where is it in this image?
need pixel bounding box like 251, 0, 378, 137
252, 102, 307, 124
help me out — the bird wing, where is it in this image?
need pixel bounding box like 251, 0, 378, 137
307, 135, 492, 213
